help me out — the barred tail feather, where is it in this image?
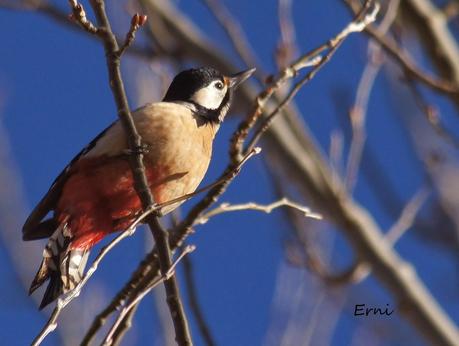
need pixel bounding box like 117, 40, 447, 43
39, 272, 62, 310
29, 222, 90, 309
29, 258, 51, 296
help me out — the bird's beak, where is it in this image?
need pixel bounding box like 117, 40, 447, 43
227, 68, 256, 89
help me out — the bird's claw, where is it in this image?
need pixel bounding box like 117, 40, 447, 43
123, 143, 150, 156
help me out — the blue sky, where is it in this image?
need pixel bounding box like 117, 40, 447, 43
0, 1, 458, 345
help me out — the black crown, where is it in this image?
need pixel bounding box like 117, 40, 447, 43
163, 67, 224, 102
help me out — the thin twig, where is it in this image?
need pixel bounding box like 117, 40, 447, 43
102, 245, 196, 346
117, 13, 148, 57
283, 206, 370, 286
345, 59, 378, 191
289, 186, 429, 286
68, 0, 98, 34
276, 0, 298, 69
0, 0, 156, 59
244, 3, 380, 154
386, 188, 430, 244
339, 187, 429, 284
345, 0, 400, 192
110, 304, 138, 346
182, 253, 216, 346
81, 252, 158, 345
344, 0, 459, 97
195, 198, 322, 225
407, 77, 459, 148
402, 0, 459, 85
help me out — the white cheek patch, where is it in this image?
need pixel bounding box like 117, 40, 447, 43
191, 84, 226, 110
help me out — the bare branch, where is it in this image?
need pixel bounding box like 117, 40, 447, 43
345, 0, 400, 192
244, 3, 380, 154
291, 186, 429, 286
331, 3, 379, 45
407, 78, 459, 148
386, 188, 430, 244
68, 0, 98, 34
345, 0, 459, 98
195, 198, 322, 225
117, 13, 148, 57
276, 0, 298, 69
182, 253, 216, 346
0, 0, 156, 59
402, 0, 459, 85
110, 304, 138, 346
286, 242, 371, 286
102, 245, 196, 346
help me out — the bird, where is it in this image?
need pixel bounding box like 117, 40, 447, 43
23, 66, 255, 309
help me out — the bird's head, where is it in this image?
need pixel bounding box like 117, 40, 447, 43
163, 66, 255, 124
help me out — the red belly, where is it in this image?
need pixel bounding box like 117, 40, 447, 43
56, 157, 161, 249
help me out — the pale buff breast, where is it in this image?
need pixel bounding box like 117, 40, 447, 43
84, 102, 216, 214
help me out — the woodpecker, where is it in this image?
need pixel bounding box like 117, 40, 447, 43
23, 66, 255, 309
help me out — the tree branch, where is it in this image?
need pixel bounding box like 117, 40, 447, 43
401, 0, 459, 86
182, 253, 216, 346
345, 0, 459, 99
102, 245, 195, 346
84, 1, 192, 344
0, 0, 156, 59
345, 0, 400, 192
195, 198, 321, 225
110, 304, 138, 346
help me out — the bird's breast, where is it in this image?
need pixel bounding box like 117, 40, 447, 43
78, 102, 215, 215
138, 104, 214, 211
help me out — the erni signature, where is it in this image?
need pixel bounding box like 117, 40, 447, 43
354, 303, 394, 317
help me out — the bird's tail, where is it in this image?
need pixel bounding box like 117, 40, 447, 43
29, 222, 89, 310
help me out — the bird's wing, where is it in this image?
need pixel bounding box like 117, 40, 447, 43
22, 103, 163, 240
22, 124, 114, 240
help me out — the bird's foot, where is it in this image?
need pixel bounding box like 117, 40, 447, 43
123, 143, 150, 156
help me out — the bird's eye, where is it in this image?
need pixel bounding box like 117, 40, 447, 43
215, 81, 224, 90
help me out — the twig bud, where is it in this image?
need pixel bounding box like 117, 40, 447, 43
131, 14, 147, 27
131, 13, 140, 27
138, 15, 148, 26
